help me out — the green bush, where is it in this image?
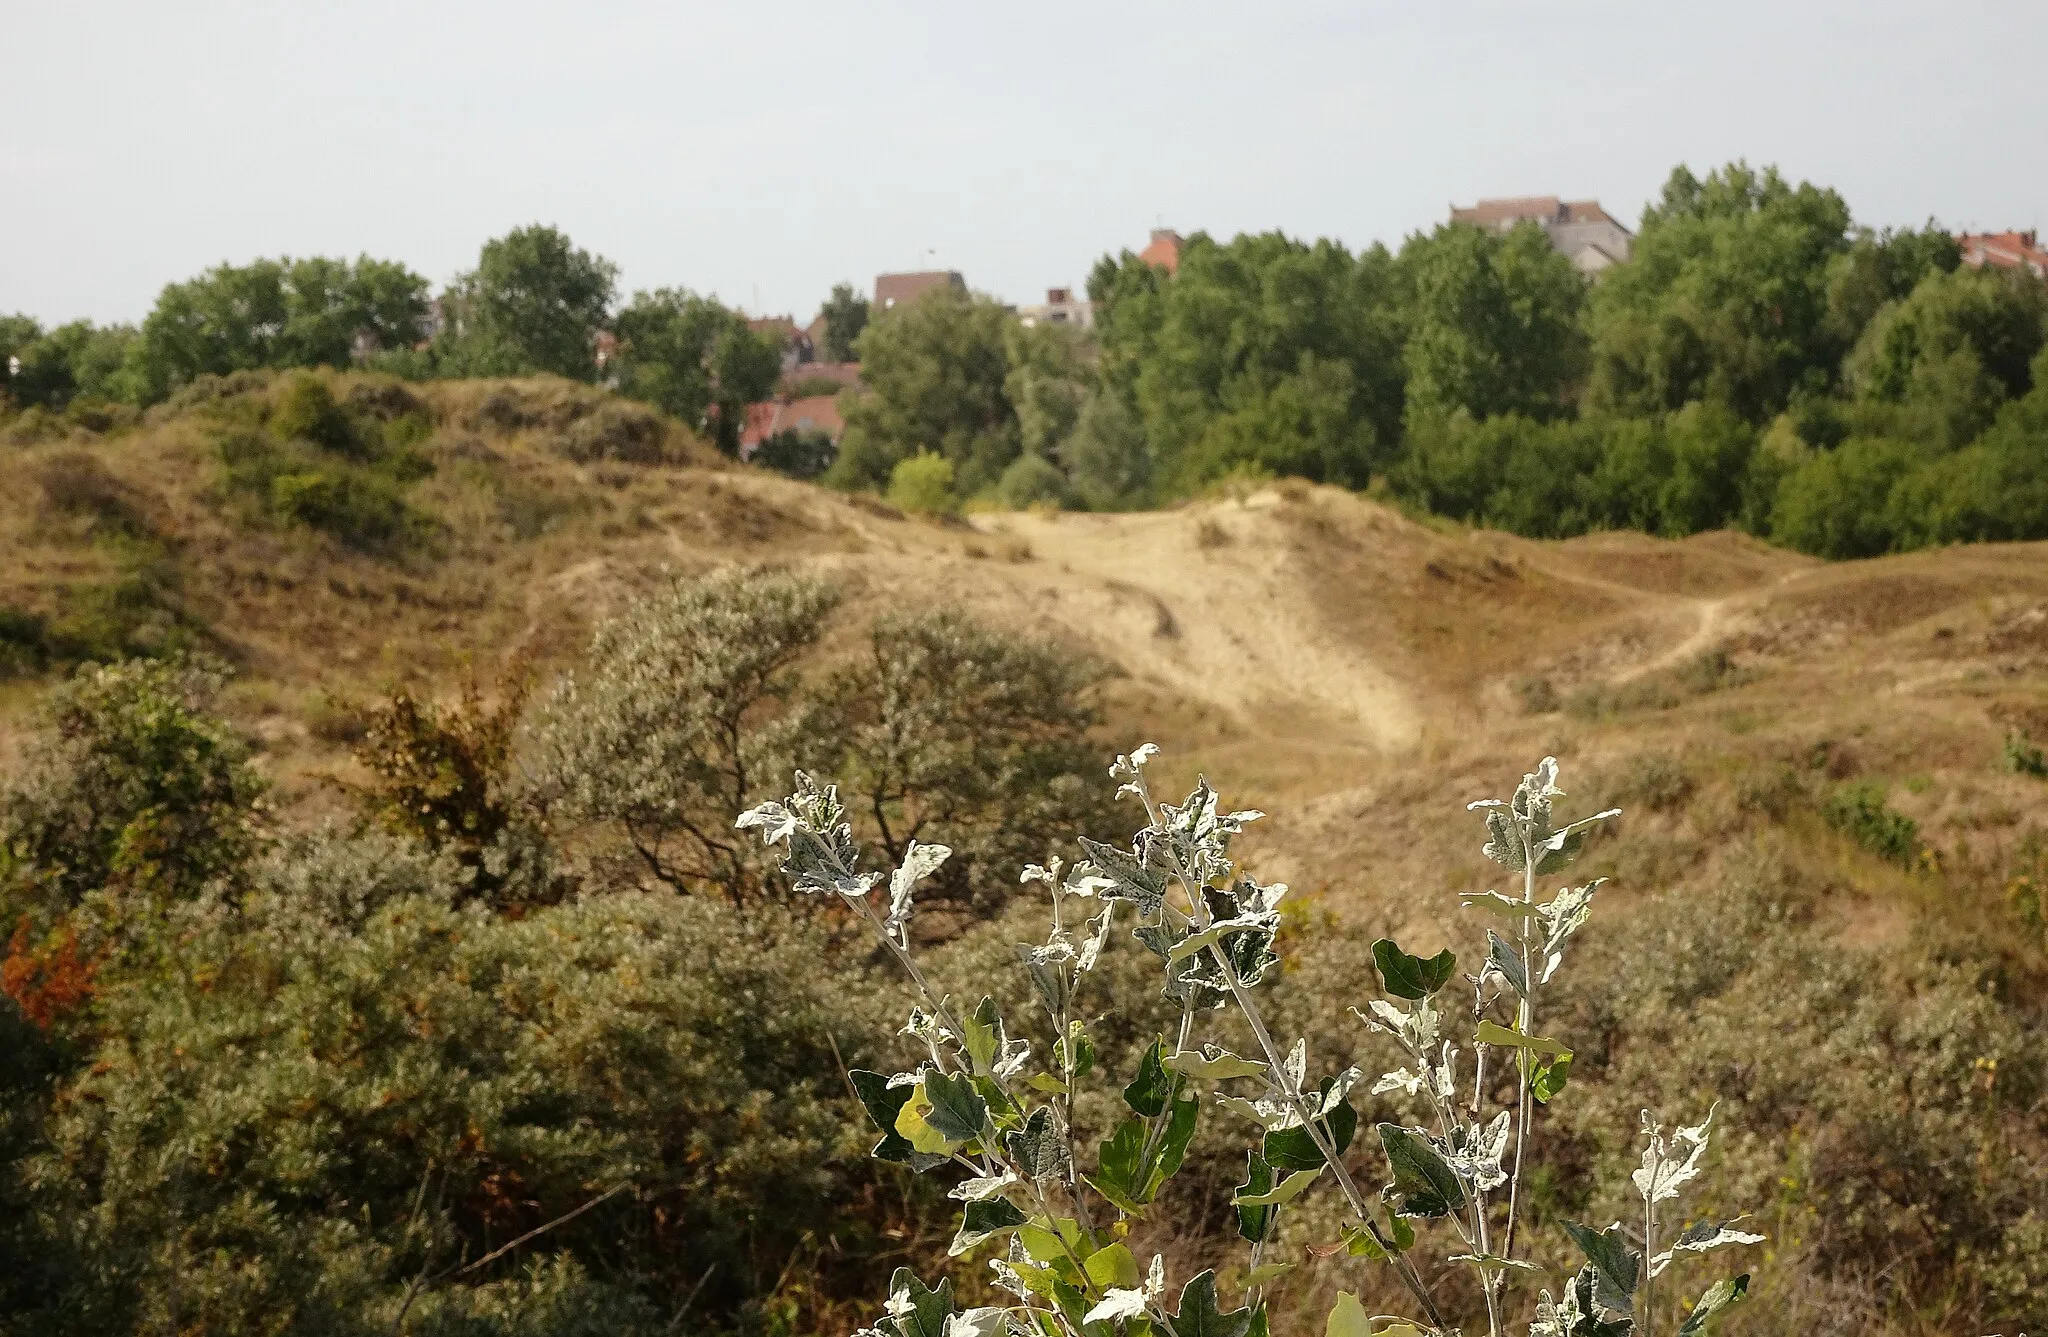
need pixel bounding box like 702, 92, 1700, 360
270, 370, 360, 455
994, 450, 1070, 509
2003, 730, 2047, 779
1821, 780, 1921, 864
752, 426, 837, 480
886, 452, 957, 514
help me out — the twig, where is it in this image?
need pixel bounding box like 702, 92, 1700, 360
666, 1262, 718, 1334
455, 1182, 631, 1278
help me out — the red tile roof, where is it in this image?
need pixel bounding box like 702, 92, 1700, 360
1138, 229, 1182, 274
1958, 231, 2048, 277
739, 394, 846, 452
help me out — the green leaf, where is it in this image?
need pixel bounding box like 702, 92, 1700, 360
1057, 1022, 1096, 1080
1262, 1077, 1357, 1171
1244, 1262, 1293, 1287
1459, 890, 1540, 920
1377, 1124, 1466, 1218
1005, 1106, 1069, 1181
1340, 1224, 1385, 1261
1152, 1095, 1199, 1188
1168, 1046, 1268, 1081
1677, 1274, 1750, 1336
1125, 1039, 1173, 1117
1475, 1020, 1571, 1056
1448, 1252, 1545, 1283
1563, 1220, 1641, 1310
1026, 1073, 1070, 1094
1232, 1167, 1322, 1206
1084, 1241, 1141, 1290
1169, 1271, 1253, 1337
1086, 1119, 1150, 1215
1486, 930, 1527, 996
921, 1070, 990, 1144
1531, 1051, 1572, 1104
950, 1197, 1028, 1256
1371, 938, 1458, 1000
1324, 1292, 1370, 1337
1236, 1151, 1275, 1244
894, 1084, 961, 1155
885, 1267, 956, 1337
1017, 1217, 1087, 1271
962, 995, 1002, 1076
849, 1070, 948, 1169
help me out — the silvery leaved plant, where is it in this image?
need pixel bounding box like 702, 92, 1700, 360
737, 750, 1762, 1337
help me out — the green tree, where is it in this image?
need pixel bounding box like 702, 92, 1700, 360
1824, 222, 1962, 349
830, 287, 1019, 495
819, 281, 870, 362
1586, 162, 1853, 423
1063, 390, 1152, 510
1003, 319, 1092, 461
0, 658, 264, 942
1398, 220, 1588, 424
135, 256, 429, 398
1088, 231, 1404, 495
611, 289, 781, 454
4, 321, 145, 410
1844, 264, 2048, 449
438, 225, 617, 381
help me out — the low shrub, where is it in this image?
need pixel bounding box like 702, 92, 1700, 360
2003, 730, 2047, 779
887, 452, 956, 515
1821, 780, 1921, 864
555, 400, 668, 464
271, 371, 360, 455
753, 426, 837, 480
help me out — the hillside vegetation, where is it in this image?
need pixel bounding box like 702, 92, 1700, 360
0, 370, 2044, 1334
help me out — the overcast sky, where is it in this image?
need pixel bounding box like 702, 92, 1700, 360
5, 1, 2045, 327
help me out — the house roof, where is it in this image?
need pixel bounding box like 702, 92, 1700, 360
1560, 200, 1625, 228
1138, 229, 1182, 274
1958, 231, 2048, 276
874, 271, 964, 310
740, 394, 846, 451
1451, 196, 1564, 226
778, 361, 863, 393
1449, 197, 1630, 234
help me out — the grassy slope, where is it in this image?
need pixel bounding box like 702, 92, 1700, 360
3, 371, 2045, 959
7, 371, 2048, 1332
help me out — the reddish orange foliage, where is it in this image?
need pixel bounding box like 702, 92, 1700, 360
2, 916, 102, 1029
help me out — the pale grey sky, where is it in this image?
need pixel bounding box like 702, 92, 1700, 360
5, 1, 2044, 328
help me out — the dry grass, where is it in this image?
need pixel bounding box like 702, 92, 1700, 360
4, 381, 2047, 1333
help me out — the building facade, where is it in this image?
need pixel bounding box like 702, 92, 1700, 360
1018, 287, 1094, 329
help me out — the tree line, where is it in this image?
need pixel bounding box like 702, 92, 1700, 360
827, 162, 2048, 558
0, 227, 874, 458
9, 163, 2048, 559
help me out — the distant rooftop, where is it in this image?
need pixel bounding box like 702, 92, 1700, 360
874, 270, 964, 311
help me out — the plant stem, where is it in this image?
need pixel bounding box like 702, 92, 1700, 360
1127, 772, 1450, 1332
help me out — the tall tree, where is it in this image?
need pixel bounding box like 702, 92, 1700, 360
1088, 231, 1404, 494
438, 225, 617, 381
612, 289, 783, 454
818, 282, 870, 362
1585, 162, 1853, 423
1843, 263, 2048, 448
134, 255, 429, 397
829, 286, 1019, 496
1397, 220, 1588, 424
